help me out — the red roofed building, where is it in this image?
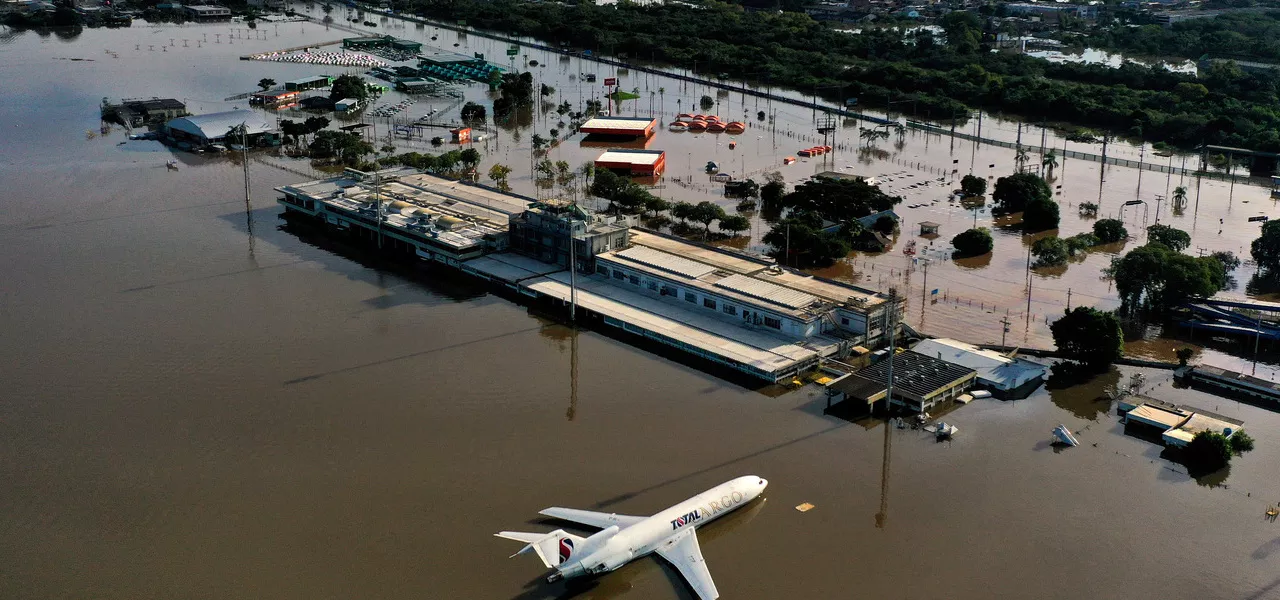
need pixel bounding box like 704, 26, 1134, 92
594, 149, 666, 177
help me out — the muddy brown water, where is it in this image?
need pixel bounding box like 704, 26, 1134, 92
3, 19, 1280, 600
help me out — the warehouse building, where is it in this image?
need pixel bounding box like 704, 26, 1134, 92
910, 338, 1047, 398
163, 110, 278, 147
854, 351, 977, 412
594, 149, 666, 177
285, 75, 332, 91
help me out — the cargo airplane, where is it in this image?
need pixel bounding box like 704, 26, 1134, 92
496, 476, 768, 600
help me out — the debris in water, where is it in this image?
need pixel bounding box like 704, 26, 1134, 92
795, 503, 814, 513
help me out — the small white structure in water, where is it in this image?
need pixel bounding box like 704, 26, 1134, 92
1052, 424, 1079, 447
934, 422, 958, 439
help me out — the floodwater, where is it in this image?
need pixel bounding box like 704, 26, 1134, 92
3, 18, 1280, 600
287, 6, 1280, 369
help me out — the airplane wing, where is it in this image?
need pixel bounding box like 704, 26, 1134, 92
538, 507, 645, 530
655, 528, 719, 600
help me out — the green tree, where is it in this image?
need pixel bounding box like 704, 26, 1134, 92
1032, 236, 1070, 267
590, 169, 628, 200
1110, 243, 1225, 313
1093, 218, 1128, 243
461, 102, 487, 122
308, 130, 373, 164
1210, 251, 1240, 272
1230, 430, 1255, 454
960, 174, 986, 197
1064, 232, 1098, 254
459, 148, 482, 170
992, 172, 1051, 214
1175, 347, 1194, 367
257, 78, 276, 91
1173, 186, 1188, 209
1184, 431, 1233, 473
487, 163, 512, 191
1147, 224, 1190, 251
764, 215, 850, 268
719, 214, 751, 236
691, 201, 727, 235
1022, 197, 1060, 232
671, 201, 696, 224
1251, 220, 1280, 274
1050, 307, 1124, 371
951, 227, 993, 258
1042, 149, 1058, 176
329, 74, 369, 103
761, 180, 785, 206
643, 194, 671, 217
699, 95, 714, 110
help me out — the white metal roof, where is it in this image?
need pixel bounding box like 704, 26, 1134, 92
595, 149, 664, 166
1127, 404, 1189, 430
166, 110, 273, 140
910, 338, 1047, 390
714, 273, 817, 309
614, 245, 715, 279
581, 116, 656, 132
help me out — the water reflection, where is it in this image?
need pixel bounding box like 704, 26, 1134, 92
1047, 367, 1120, 421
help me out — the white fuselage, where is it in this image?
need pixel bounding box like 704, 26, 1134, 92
556, 476, 768, 579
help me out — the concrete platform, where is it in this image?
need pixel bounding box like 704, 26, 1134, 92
463, 253, 845, 381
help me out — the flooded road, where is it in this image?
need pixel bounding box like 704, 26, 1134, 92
3, 18, 1280, 600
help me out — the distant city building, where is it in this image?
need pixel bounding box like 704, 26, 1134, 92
247, 0, 284, 10
184, 4, 231, 21
1005, 2, 1097, 20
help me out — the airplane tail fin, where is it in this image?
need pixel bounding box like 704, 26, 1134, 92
495, 529, 584, 568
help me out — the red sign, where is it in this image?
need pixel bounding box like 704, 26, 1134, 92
604, 77, 617, 86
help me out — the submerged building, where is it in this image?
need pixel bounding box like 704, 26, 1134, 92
275, 169, 904, 383
910, 338, 1047, 397
162, 110, 278, 147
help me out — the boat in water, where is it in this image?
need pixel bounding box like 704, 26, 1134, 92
1052, 425, 1080, 447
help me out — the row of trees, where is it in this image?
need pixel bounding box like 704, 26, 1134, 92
589, 169, 751, 236
395, 0, 1280, 152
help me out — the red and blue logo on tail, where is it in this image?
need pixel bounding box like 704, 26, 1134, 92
558, 538, 574, 563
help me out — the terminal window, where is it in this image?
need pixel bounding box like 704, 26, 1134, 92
685, 292, 696, 303
763, 316, 782, 329
597, 266, 610, 276
703, 298, 717, 310
722, 304, 737, 316
613, 269, 626, 280
629, 275, 640, 285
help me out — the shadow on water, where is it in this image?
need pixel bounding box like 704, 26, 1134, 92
590, 425, 847, 510
269, 213, 489, 304
1046, 366, 1120, 421
1156, 446, 1234, 488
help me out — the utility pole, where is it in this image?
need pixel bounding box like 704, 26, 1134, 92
1000, 316, 1011, 347
1066, 288, 1072, 311
1253, 310, 1263, 375
884, 288, 899, 414
569, 234, 577, 324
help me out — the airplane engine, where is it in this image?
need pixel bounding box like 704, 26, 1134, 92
590, 551, 634, 574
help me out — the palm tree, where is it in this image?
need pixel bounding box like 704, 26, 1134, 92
658, 87, 665, 116
1015, 148, 1029, 171
1173, 185, 1188, 207
1042, 149, 1058, 177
